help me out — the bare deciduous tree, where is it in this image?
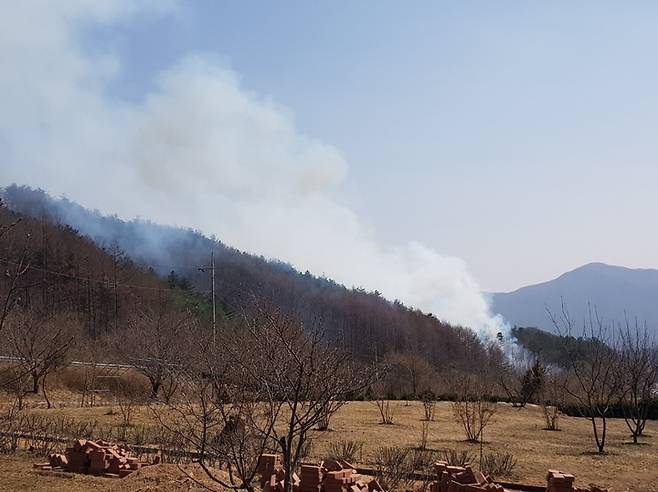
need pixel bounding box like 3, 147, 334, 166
236, 306, 378, 492
539, 366, 565, 431
451, 375, 497, 443
2, 367, 30, 411
151, 322, 281, 492
0, 217, 29, 335
617, 319, 658, 444
153, 304, 377, 492
153, 365, 279, 492
499, 356, 545, 408
114, 377, 144, 427
383, 352, 435, 398
120, 297, 195, 400
3, 310, 75, 408
549, 303, 622, 454
420, 390, 436, 421
371, 378, 395, 425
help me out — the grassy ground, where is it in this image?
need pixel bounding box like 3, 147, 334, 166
0, 452, 228, 491
2, 399, 658, 491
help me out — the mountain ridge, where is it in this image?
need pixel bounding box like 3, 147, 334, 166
0, 183, 494, 374
492, 262, 658, 334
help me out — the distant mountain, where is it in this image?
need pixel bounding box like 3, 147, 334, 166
492, 263, 658, 334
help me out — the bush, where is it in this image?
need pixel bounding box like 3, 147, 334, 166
316, 406, 332, 431
420, 390, 436, 421
375, 399, 395, 425
327, 440, 364, 463
440, 448, 475, 467
542, 403, 561, 431
452, 398, 497, 442
410, 447, 437, 471
481, 451, 516, 479
373, 446, 414, 490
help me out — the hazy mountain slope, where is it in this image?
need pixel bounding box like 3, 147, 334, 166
1, 184, 492, 372
492, 262, 658, 334
0, 200, 182, 338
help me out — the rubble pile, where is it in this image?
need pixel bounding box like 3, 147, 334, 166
258, 455, 381, 492
33, 439, 153, 478
546, 470, 608, 492
429, 461, 504, 492
256, 455, 612, 492
33, 447, 612, 489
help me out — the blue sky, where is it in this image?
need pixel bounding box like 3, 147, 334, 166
80, 1, 658, 292
3, 2, 658, 320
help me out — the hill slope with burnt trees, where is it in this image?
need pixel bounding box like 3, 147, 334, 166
1, 185, 503, 382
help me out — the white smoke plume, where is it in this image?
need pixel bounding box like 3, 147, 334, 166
0, 1, 507, 337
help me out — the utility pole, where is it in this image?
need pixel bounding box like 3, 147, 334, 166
198, 252, 216, 344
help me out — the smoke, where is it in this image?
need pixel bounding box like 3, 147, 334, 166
0, 2, 507, 337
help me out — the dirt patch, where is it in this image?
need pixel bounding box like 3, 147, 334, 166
0, 452, 231, 492
112, 463, 232, 491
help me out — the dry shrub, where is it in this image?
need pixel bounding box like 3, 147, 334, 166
0, 406, 22, 453
0, 367, 30, 411
373, 446, 414, 491
0, 409, 99, 456
452, 398, 496, 442
327, 440, 364, 463
411, 448, 439, 492
480, 451, 517, 479
56, 366, 150, 408
419, 420, 430, 450
375, 399, 395, 425
55, 366, 88, 393
542, 404, 561, 431
451, 376, 497, 443
441, 448, 475, 467
540, 372, 563, 431
410, 447, 437, 471
420, 390, 436, 421
113, 378, 145, 427
316, 406, 332, 431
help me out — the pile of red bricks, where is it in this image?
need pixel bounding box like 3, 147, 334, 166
33, 439, 152, 478
259, 455, 381, 492
257, 455, 612, 492
429, 461, 503, 492
546, 470, 608, 492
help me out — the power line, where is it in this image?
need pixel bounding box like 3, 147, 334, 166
0, 258, 210, 293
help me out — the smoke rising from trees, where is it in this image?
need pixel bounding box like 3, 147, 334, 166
0, 1, 506, 336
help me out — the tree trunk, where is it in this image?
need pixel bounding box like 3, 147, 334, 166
150, 376, 161, 400
32, 371, 39, 394
43, 372, 51, 409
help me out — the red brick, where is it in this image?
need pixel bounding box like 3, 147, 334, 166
367, 479, 383, 492
453, 467, 477, 485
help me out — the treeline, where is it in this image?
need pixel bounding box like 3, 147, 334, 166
510, 326, 608, 368
0, 204, 174, 338
1, 184, 503, 379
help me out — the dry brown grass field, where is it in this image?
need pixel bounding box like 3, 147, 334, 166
2, 397, 657, 491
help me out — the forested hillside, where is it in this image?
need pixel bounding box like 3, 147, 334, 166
510, 326, 607, 368
0, 202, 167, 338
1, 185, 504, 388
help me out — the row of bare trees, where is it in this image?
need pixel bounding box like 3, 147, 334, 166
551, 305, 658, 451
498, 303, 658, 454
144, 303, 379, 492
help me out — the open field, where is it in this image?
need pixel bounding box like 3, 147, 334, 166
2, 399, 657, 491
0, 451, 230, 491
